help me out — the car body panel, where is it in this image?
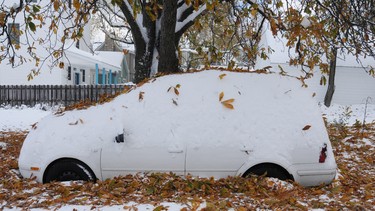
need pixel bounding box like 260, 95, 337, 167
18, 70, 337, 186
101, 141, 186, 178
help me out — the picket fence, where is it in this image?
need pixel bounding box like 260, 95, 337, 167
0, 85, 130, 106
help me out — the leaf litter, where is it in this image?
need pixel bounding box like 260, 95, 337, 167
0, 123, 374, 210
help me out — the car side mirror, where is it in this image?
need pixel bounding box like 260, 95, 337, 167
115, 133, 124, 143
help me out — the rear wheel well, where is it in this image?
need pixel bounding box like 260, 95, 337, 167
43, 158, 96, 183
243, 163, 294, 181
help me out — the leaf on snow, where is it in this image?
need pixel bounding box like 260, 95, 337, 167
222, 101, 234, 109
302, 125, 311, 130
174, 87, 179, 96
219, 92, 224, 101
222, 98, 235, 104
219, 73, 227, 80
139, 91, 145, 102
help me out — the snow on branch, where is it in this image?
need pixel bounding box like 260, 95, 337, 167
175, 4, 207, 33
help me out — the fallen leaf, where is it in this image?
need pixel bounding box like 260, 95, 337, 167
222, 98, 235, 104
219, 74, 227, 80
219, 92, 224, 101
174, 87, 179, 96
222, 102, 234, 109
139, 91, 145, 102
302, 125, 311, 130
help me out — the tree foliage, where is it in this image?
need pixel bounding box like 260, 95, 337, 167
0, 0, 374, 83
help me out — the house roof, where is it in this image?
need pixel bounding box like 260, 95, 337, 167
65, 45, 121, 72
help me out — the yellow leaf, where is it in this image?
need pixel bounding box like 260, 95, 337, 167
59, 62, 64, 69
219, 73, 226, 80
176, 84, 181, 88
73, 0, 81, 10
251, 9, 257, 17
222, 102, 234, 109
219, 92, 224, 101
222, 98, 235, 104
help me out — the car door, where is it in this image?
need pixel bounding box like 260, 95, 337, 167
100, 133, 186, 179
186, 141, 250, 178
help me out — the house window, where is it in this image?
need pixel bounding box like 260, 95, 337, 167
81, 69, 85, 82
76, 40, 80, 49
67, 66, 71, 80
8, 23, 20, 45
26, 0, 38, 3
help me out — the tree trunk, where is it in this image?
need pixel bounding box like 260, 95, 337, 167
324, 47, 337, 107
133, 8, 156, 84
158, 0, 179, 73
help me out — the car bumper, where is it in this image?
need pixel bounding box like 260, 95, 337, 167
289, 164, 337, 187
19, 167, 44, 183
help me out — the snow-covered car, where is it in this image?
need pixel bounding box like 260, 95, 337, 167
18, 70, 337, 186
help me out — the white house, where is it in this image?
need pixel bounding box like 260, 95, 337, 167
0, 0, 121, 85
94, 34, 136, 83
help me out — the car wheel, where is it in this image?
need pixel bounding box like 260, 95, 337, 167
44, 159, 96, 183
244, 163, 293, 181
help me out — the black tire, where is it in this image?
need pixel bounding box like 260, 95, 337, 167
44, 159, 96, 183
244, 163, 293, 181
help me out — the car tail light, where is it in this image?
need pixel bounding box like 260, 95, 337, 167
319, 143, 327, 163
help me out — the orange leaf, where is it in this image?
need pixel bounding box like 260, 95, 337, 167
219, 74, 227, 80
222, 102, 234, 109
219, 92, 224, 101
222, 98, 235, 104
302, 125, 311, 130
174, 87, 179, 96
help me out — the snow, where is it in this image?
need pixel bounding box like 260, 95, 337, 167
0, 105, 53, 131
1, 70, 374, 210
320, 103, 375, 125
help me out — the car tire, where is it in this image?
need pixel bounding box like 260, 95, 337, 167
244, 163, 292, 181
44, 159, 96, 183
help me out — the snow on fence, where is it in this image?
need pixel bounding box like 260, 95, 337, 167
0, 85, 130, 106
